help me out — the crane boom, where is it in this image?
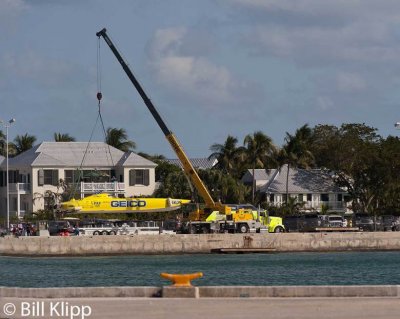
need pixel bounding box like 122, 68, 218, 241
96, 28, 218, 210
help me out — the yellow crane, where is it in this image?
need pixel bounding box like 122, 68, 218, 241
96, 28, 229, 219
96, 28, 284, 234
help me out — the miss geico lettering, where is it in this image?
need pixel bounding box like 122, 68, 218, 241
110, 200, 147, 208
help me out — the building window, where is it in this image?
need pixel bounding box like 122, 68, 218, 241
129, 169, 150, 186
337, 194, 343, 201
38, 169, 59, 186
320, 193, 329, 202
64, 170, 81, 184
7, 170, 19, 183
282, 194, 287, 203
307, 194, 312, 201
298, 194, 304, 202
269, 194, 274, 203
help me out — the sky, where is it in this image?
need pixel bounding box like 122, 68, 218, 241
2, 0, 400, 158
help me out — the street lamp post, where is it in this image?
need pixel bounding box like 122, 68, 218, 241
0, 118, 15, 233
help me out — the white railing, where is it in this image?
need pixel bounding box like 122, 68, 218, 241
79, 182, 125, 194
273, 201, 346, 211
9, 183, 31, 193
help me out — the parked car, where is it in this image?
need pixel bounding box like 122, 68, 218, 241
326, 215, 345, 228
283, 215, 301, 232
392, 216, 400, 231
0, 227, 7, 237
352, 213, 377, 231
48, 221, 71, 236
299, 214, 323, 232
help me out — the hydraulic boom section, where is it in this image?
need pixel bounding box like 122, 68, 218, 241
96, 28, 228, 217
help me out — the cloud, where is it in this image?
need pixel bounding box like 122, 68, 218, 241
21, 0, 85, 6
0, 0, 27, 15
0, 0, 28, 32
147, 27, 263, 111
230, 0, 400, 68
0, 51, 84, 89
336, 72, 367, 93
224, 0, 400, 115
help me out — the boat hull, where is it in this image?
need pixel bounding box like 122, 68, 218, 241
61, 193, 190, 213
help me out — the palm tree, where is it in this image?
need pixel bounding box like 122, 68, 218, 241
0, 130, 5, 156
105, 127, 136, 152
281, 124, 315, 203
12, 133, 37, 155
54, 133, 76, 142
208, 135, 244, 176
243, 131, 276, 203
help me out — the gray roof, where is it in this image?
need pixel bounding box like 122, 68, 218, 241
252, 165, 344, 194
242, 169, 276, 184
5, 142, 156, 168
166, 158, 217, 170
117, 152, 157, 167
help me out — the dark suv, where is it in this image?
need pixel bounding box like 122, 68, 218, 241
48, 221, 71, 236
352, 213, 376, 231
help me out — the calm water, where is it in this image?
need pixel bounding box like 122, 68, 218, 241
1, 251, 399, 287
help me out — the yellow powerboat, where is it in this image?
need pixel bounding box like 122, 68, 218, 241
61, 193, 191, 213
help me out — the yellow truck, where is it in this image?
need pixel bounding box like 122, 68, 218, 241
183, 204, 284, 234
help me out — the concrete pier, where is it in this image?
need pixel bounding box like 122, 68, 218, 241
1, 232, 400, 256
1, 286, 400, 319
2, 296, 399, 319
1, 285, 400, 299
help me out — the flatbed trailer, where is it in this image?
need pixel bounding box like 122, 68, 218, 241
314, 227, 360, 232
183, 220, 266, 234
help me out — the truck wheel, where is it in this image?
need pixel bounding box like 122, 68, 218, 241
189, 226, 197, 234
93, 231, 100, 235
274, 226, 284, 233
101, 230, 108, 235
201, 226, 209, 234
109, 230, 117, 235
238, 224, 249, 233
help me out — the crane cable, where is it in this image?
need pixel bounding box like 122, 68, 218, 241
96, 37, 116, 169
69, 38, 115, 200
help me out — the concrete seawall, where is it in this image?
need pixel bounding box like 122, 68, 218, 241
1, 285, 400, 298
2, 232, 400, 256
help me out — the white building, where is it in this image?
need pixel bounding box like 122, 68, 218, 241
242, 164, 349, 213
0, 142, 157, 219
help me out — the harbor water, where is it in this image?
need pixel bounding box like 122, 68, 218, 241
1, 251, 400, 288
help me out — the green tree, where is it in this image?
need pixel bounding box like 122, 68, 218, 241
155, 161, 181, 184
244, 131, 276, 204
154, 170, 192, 199
209, 135, 244, 177
105, 127, 136, 152
309, 124, 341, 168
0, 130, 5, 156
33, 179, 69, 220
281, 124, 314, 203
54, 133, 76, 142
365, 135, 400, 215
199, 169, 249, 204
12, 133, 37, 155
310, 123, 382, 213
